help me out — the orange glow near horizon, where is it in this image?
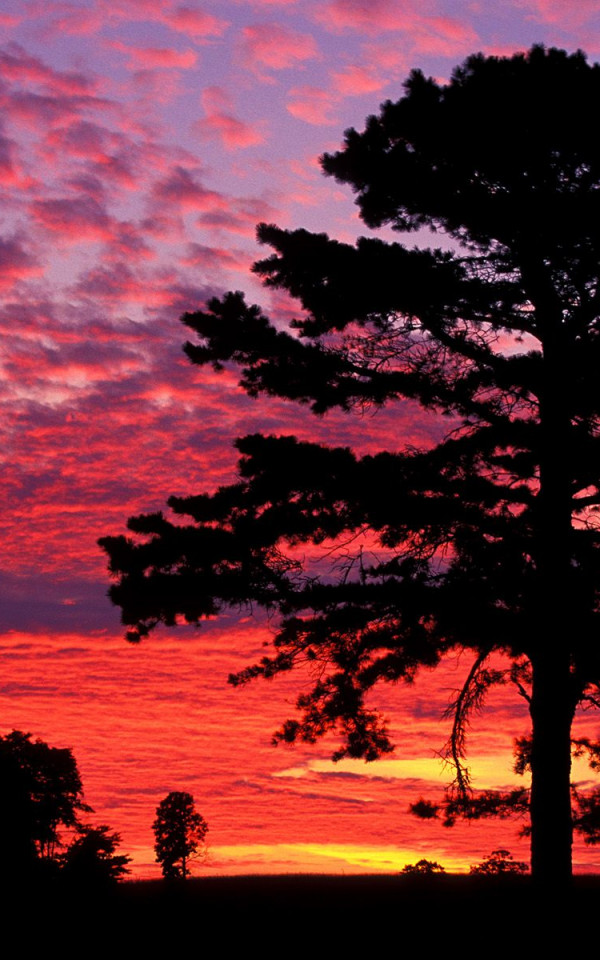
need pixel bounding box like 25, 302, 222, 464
2, 629, 600, 877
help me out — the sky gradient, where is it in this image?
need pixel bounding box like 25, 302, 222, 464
2, 0, 600, 877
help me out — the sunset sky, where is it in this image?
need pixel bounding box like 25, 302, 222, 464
2, 0, 600, 877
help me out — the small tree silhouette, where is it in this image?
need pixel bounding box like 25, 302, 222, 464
153, 791, 208, 879
470, 849, 528, 875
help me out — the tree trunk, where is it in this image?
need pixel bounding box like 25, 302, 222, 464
528, 304, 575, 883
529, 652, 575, 883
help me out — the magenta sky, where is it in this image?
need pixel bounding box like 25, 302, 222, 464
2, 0, 600, 877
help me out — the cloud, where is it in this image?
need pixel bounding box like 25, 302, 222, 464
234, 0, 298, 5
197, 86, 265, 150
2, 88, 104, 128
0, 127, 23, 185
101, 222, 155, 262
167, 5, 229, 39
197, 194, 280, 236
182, 242, 250, 273
331, 65, 386, 96
39, 1, 229, 39
73, 261, 180, 305
315, 0, 479, 55
0, 42, 97, 95
240, 22, 320, 73
0, 234, 41, 290
315, 0, 420, 34
518, 0, 600, 26
152, 165, 227, 211
110, 41, 199, 70
411, 16, 479, 57
287, 85, 338, 125
31, 195, 114, 241
39, 5, 106, 37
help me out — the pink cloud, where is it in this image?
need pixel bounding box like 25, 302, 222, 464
128, 67, 187, 105
45, 120, 110, 161
520, 0, 600, 25
73, 262, 178, 305
152, 165, 227, 211
362, 41, 408, 73
197, 86, 264, 150
31, 196, 113, 242
44, 121, 141, 186
103, 223, 155, 262
0, 128, 22, 185
197, 195, 280, 236
0, 13, 21, 27
37, 2, 228, 41
0, 43, 97, 95
234, 0, 298, 5
168, 6, 229, 38
412, 17, 479, 56
315, 0, 420, 34
240, 23, 319, 71
315, 0, 479, 53
41, 6, 106, 36
2, 86, 111, 130
110, 41, 198, 70
182, 242, 251, 272
287, 86, 338, 125
332, 65, 385, 96
0, 235, 41, 291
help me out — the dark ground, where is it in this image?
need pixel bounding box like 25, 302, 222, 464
9, 873, 599, 950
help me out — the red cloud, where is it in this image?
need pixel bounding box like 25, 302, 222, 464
287, 86, 338, 125
197, 86, 264, 150
240, 23, 319, 71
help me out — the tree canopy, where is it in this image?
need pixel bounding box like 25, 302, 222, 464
0, 729, 131, 884
0, 729, 90, 870
100, 46, 600, 882
60, 824, 131, 885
